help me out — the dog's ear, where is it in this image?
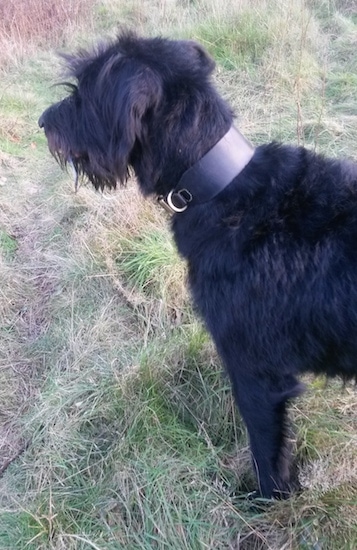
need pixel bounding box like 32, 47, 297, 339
183, 40, 216, 76
104, 63, 163, 181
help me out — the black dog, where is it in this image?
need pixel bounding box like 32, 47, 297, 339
39, 32, 357, 499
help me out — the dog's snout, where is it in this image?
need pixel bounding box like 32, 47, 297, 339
38, 105, 53, 129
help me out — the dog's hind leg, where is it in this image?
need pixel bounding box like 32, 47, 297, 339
229, 371, 303, 499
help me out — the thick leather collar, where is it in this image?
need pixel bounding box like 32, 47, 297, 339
158, 126, 255, 213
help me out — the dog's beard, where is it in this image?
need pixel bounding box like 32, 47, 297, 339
46, 132, 120, 191
68, 156, 119, 191
67, 158, 79, 192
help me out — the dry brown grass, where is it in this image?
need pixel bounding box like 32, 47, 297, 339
0, 0, 96, 67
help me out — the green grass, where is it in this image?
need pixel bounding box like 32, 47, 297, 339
0, 1, 356, 549
0, 229, 17, 257
192, 15, 273, 70
118, 228, 187, 306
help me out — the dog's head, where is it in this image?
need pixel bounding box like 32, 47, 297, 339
39, 32, 217, 193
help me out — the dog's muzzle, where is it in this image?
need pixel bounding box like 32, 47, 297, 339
38, 104, 55, 129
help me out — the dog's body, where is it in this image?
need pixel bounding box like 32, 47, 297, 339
39, 33, 357, 499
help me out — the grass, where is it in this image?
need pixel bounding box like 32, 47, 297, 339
0, 0, 96, 67
192, 15, 273, 70
0, 230, 17, 257
0, 0, 356, 549
118, 228, 187, 316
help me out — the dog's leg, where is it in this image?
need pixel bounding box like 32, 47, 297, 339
230, 372, 302, 499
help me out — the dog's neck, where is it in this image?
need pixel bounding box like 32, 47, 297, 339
158, 126, 255, 214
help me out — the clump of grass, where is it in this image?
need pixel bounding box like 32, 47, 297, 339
105, 224, 189, 336
118, 228, 187, 304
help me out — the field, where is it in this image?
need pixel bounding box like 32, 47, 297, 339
0, 1, 356, 548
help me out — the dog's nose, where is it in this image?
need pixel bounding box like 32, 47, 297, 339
38, 105, 52, 128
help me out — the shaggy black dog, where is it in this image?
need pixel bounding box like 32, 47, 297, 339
39, 32, 357, 499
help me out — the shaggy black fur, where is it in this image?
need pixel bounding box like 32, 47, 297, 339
39, 32, 357, 499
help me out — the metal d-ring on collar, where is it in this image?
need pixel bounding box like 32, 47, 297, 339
158, 126, 255, 214
158, 189, 193, 214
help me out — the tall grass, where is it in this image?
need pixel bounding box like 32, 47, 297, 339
0, 0, 96, 66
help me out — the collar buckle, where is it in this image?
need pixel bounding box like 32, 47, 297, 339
158, 189, 192, 214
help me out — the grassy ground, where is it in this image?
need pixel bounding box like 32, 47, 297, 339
0, 0, 356, 548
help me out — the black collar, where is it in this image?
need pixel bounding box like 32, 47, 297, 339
158, 126, 255, 214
